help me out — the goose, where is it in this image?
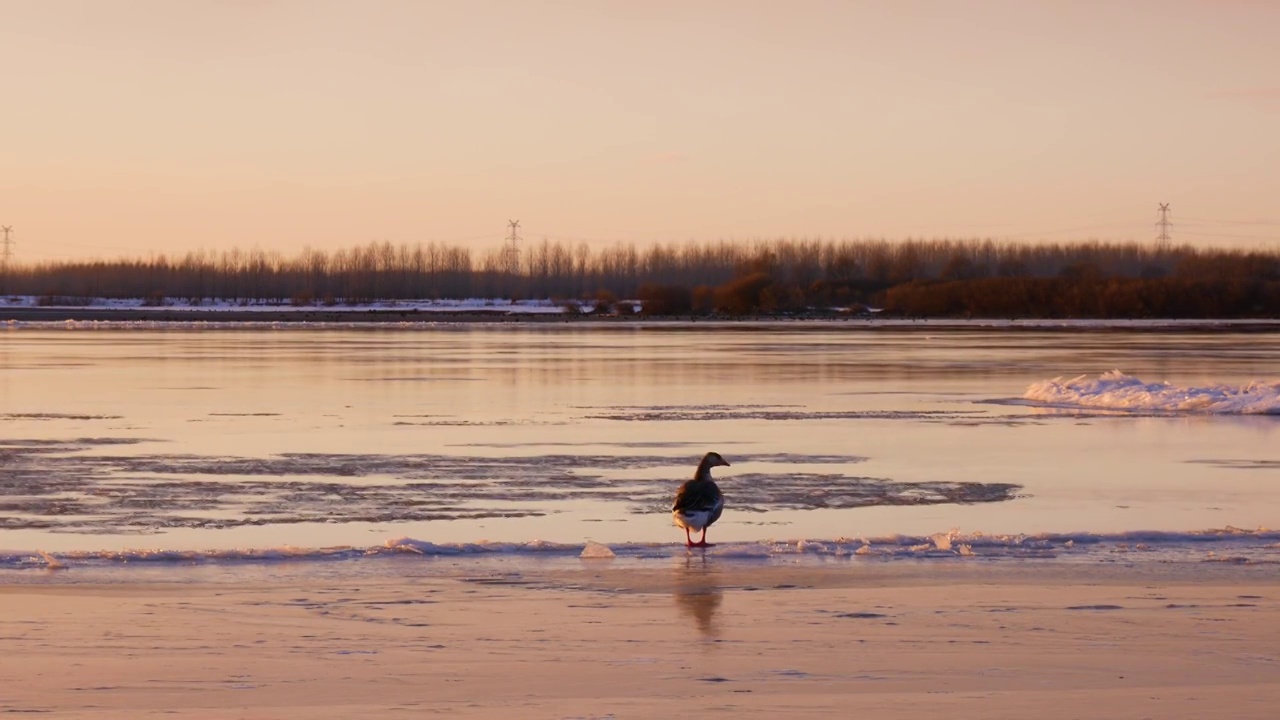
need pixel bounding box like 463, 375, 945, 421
672, 452, 730, 547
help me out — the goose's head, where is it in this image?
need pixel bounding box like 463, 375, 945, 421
701, 451, 731, 469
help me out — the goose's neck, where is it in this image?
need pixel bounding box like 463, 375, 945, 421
694, 461, 715, 482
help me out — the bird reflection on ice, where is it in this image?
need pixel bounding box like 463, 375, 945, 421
674, 554, 724, 638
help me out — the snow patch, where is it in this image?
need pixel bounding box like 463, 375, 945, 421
2, 296, 586, 314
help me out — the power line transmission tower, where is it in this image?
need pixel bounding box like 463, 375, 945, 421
0, 226, 10, 296
1, 226, 13, 264
1155, 203, 1171, 249
502, 219, 521, 275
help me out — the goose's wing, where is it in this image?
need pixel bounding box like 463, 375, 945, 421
673, 479, 722, 513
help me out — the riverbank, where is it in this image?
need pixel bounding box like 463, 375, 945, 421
6, 305, 1280, 331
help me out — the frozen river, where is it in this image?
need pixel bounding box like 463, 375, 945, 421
2, 320, 1278, 568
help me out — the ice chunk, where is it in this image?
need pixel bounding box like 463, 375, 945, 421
37, 550, 66, 570
579, 541, 616, 559
1024, 371, 1280, 415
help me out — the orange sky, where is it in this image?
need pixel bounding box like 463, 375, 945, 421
2, 0, 1278, 262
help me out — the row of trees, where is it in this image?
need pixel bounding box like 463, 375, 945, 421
2, 238, 1278, 317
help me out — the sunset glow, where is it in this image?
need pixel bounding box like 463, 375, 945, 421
3, 0, 1278, 261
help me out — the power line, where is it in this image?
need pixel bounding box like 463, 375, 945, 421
1178, 230, 1280, 241
1178, 216, 1280, 227
41, 240, 133, 252
1013, 221, 1144, 237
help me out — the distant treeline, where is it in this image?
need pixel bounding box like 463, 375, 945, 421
3, 238, 1279, 318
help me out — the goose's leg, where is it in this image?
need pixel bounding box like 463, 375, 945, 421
685, 526, 695, 548
694, 527, 711, 548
